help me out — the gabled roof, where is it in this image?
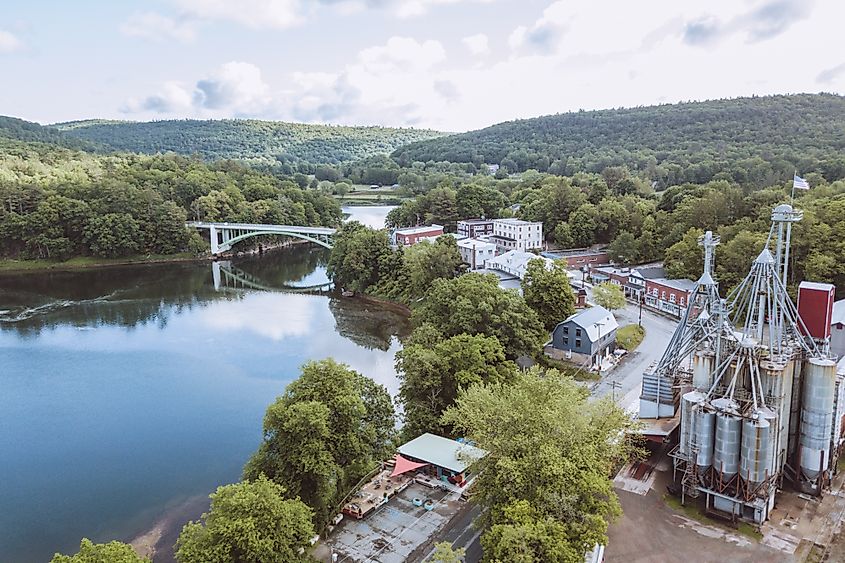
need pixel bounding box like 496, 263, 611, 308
649, 277, 696, 292
397, 433, 487, 473
630, 266, 665, 279
558, 305, 619, 342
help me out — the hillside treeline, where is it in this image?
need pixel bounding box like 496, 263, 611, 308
0, 140, 341, 260
55, 119, 444, 166
391, 94, 845, 190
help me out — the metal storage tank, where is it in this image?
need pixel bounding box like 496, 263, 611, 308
740, 414, 771, 485
799, 358, 837, 480
680, 391, 705, 457
693, 351, 714, 391
711, 397, 741, 480
694, 405, 716, 470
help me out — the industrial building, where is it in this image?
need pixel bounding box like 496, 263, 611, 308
638, 205, 842, 524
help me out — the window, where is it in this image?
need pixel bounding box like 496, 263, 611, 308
575, 339, 582, 348
680, 297, 686, 307
563, 326, 569, 334
563, 337, 569, 345
576, 328, 582, 337
670, 294, 676, 304
661, 291, 666, 300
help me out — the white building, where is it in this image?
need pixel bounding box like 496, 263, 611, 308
484, 250, 553, 279
457, 238, 498, 270
490, 218, 543, 252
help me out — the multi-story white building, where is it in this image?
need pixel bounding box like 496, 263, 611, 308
490, 218, 543, 252
457, 238, 498, 270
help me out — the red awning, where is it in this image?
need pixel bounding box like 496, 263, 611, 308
390, 454, 429, 477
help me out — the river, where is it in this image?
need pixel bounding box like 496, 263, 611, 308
0, 206, 401, 562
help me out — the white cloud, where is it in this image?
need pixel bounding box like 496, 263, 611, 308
462, 33, 489, 56
120, 12, 197, 42
175, 0, 304, 29
119, 0, 845, 133
0, 30, 23, 53
124, 61, 271, 117
358, 36, 446, 73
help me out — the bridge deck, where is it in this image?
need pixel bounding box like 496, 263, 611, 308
187, 221, 336, 235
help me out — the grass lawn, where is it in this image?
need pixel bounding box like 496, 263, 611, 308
0, 253, 200, 273
617, 324, 645, 351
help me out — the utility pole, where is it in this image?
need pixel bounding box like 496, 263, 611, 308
610, 380, 622, 402
638, 293, 644, 327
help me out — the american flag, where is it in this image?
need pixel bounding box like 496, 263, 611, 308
793, 174, 810, 190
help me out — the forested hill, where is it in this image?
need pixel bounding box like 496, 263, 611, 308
392, 94, 845, 187
0, 116, 96, 151
54, 119, 445, 165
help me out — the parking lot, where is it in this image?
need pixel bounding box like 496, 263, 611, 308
318, 482, 465, 563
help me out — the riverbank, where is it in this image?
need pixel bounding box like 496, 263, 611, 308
0, 253, 207, 274
130, 495, 211, 563
353, 292, 412, 317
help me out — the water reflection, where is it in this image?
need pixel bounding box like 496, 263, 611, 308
0, 242, 408, 563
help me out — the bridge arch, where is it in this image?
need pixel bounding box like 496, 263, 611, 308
220, 230, 333, 252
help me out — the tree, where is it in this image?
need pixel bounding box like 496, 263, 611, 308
521, 259, 576, 331
412, 273, 547, 359
664, 228, 704, 280
442, 368, 634, 562
607, 231, 639, 266
431, 542, 466, 563
482, 501, 578, 563
403, 236, 463, 300
397, 328, 517, 438
591, 282, 626, 311
175, 475, 314, 563
51, 539, 149, 563
327, 222, 395, 294
568, 205, 597, 247
244, 359, 395, 527
83, 213, 142, 257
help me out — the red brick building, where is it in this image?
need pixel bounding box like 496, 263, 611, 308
546, 248, 610, 268
645, 277, 696, 318
394, 224, 444, 246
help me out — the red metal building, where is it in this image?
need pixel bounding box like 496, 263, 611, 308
797, 281, 836, 340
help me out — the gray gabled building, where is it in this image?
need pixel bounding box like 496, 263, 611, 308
546, 306, 619, 368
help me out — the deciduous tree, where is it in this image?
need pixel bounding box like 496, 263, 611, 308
51, 540, 149, 563
442, 368, 635, 562
521, 259, 576, 331
591, 282, 626, 311
175, 475, 314, 563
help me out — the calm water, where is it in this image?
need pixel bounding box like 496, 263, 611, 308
0, 207, 401, 562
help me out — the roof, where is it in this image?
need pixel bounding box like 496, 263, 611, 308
630, 266, 665, 279
397, 433, 487, 473
649, 277, 696, 292
833, 299, 845, 326
395, 224, 444, 236
485, 250, 553, 278
544, 247, 609, 258
457, 218, 494, 225
493, 218, 541, 226
456, 238, 497, 250
591, 265, 630, 277
800, 281, 835, 292
558, 305, 619, 342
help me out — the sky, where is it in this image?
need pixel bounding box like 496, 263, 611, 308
1, 0, 843, 132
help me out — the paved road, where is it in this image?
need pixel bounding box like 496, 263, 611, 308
591, 300, 678, 409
